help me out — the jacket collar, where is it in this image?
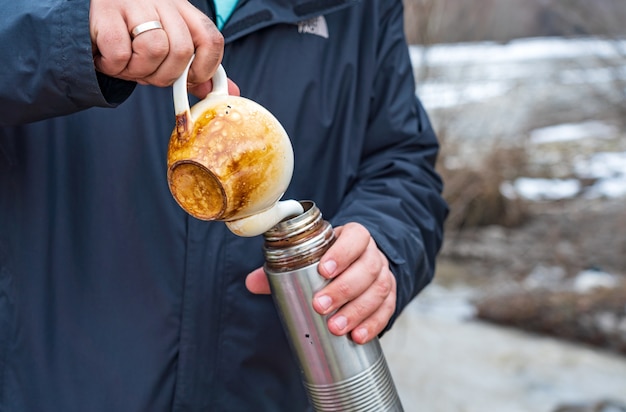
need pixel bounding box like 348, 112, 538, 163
219, 0, 359, 42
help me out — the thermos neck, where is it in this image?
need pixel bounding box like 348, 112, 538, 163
262, 201, 335, 272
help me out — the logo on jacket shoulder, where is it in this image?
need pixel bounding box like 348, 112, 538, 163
297, 16, 329, 39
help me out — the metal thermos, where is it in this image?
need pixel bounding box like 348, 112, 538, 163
262, 201, 404, 412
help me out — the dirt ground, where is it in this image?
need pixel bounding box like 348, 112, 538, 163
437, 196, 626, 355
440, 197, 626, 280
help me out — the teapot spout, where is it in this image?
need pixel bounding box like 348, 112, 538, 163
225, 200, 305, 237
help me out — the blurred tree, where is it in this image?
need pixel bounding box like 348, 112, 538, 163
549, 0, 626, 38
549, 0, 626, 129
402, 0, 626, 45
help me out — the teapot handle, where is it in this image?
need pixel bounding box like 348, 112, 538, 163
172, 55, 230, 119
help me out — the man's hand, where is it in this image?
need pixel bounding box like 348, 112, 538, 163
246, 223, 397, 345
90, 0, 224, 91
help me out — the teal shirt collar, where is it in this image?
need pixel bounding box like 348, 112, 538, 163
214, 0, 239, 30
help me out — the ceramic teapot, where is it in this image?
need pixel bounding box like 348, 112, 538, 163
167, 59, 303, 237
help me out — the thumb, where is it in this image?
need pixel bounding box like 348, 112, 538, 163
245, 267, 271, 294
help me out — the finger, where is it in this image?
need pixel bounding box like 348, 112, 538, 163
317, 223, 370, 279
92, 11, 132, 76
328, 270, 395, 342
245, 267, 271, 295
349, 281, 397, 344
179, 2, 224, 85
323, 259, 394, 338
130, 7, 194, 86
313, 237, 383, 315
125, 24, 169, 80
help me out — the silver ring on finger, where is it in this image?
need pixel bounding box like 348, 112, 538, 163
130, 21, 164, 39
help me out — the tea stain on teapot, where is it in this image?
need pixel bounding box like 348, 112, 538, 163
167, 60, 303, 237
168, 98, 293, 222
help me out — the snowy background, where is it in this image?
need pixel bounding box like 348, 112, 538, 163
412, 37, 626, 202
382, 36, 626, 412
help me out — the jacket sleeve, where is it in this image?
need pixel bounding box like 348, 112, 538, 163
0, 0, 135, 126
329, 1, 448, 333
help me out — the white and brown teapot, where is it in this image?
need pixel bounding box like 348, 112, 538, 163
167, 59, 303, 237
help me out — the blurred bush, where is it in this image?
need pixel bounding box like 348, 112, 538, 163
437, 139, 529, 231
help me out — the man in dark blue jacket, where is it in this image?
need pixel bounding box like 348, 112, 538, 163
0, 0, 447, 410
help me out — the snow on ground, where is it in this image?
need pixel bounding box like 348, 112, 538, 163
521, 121, 626, 200
576, 151, 626, 198
410, 36, 626, 201
410, 37, 626, 110
409, 37, 626, 67
501, 177, 581, 201
498, 148, 626, 200
502, 149, 626, 201
529, 121, 618, 144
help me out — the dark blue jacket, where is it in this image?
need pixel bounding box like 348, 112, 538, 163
0, 0, 447, 410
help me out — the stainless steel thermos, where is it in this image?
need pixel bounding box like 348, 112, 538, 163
262, 201, 404, 412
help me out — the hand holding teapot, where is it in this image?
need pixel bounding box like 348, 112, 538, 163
166, 58, 303, 237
